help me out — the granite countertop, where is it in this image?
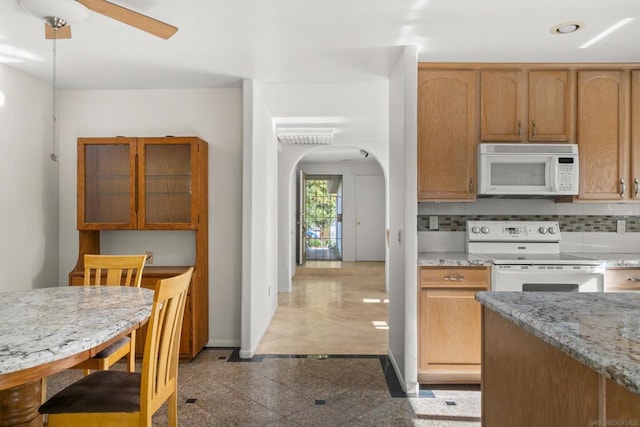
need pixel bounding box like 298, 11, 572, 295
476, 291, 640, 396
417, 252, 640, 267
0, 286, 154, 378
568, 253, 640, 267
417, 252, 493, 267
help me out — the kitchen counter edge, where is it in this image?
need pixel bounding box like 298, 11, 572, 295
476, 291, 640, 397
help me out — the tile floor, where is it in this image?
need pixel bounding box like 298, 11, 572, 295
44, 262, 480, 426
256, 261, 388, 355
46, 350, 481, 426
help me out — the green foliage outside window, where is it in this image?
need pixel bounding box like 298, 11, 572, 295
305, 179, 337, 239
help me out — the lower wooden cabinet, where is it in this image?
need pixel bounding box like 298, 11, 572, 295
70, 266, 207, 360
604, 267, 640, 292
418, 266, 489, 384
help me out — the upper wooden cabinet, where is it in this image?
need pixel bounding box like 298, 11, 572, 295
576, 71, 630, 201
78, 137, 207, 230
480, 69, 572, 142
528, 70, 573, 142
480, 70, 524, 141
418, 69, 476, 201
632, 71, 640, 200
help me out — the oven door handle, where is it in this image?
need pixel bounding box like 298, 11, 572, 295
522, 283, 580, 292
494, 268, 601, 274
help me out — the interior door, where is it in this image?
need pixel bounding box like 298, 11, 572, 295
355, 174, 385, 261
297, 170, 307, 265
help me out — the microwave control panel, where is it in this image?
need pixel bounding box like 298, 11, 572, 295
557, 157, 578, 193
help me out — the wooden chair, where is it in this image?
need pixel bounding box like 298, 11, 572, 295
40, 268, 193, 427
72, 254, 147, 374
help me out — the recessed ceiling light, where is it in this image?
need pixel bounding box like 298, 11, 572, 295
550, 21, 585, 35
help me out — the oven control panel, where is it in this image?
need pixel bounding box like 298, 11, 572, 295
467, 220, 561, 242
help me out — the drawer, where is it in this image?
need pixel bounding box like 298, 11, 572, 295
420, 266, 489, 289
605, 268, 640, 292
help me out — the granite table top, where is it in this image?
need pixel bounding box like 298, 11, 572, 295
0, 286, 154, 384
476, 291, 640, 396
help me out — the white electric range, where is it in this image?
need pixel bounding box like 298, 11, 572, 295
466, 220, 604, 292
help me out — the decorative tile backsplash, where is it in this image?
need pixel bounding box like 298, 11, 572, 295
417, 215, 640, 232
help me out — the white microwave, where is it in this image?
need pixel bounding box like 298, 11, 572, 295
477, 143, 579, 196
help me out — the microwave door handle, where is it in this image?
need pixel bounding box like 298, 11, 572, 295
550, 158, 558, 192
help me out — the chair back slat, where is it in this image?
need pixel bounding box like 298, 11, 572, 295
141, 268, 192, 417
83, 254, 147, 287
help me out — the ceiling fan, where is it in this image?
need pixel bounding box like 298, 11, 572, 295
18, 0, 178, 40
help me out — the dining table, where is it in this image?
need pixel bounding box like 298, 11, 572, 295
0, 285, 154, 427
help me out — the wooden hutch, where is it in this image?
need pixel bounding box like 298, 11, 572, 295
69, 136, 208, 360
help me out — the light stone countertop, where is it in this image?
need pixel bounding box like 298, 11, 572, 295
476, 291, 640, 396
0, 286, 154, 377
418, 252, 640, 267
417, 252, 492, 267
568, 253, 640, 267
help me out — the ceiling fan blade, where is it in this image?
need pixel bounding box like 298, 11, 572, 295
76, 0, 178, 39
45, 23, 72, 39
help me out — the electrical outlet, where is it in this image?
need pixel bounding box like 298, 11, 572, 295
429, 215, 439, 230
617, 219, 626, 233
145, 251, 154, 264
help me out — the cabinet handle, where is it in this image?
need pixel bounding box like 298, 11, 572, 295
517, 120, 522, 139
444, 275, 465, 281
469, 179, 473, 193
620, 178, 626, 198
628, 277, 640, 282
635, 178, 639, 198
531, 120, 537, 138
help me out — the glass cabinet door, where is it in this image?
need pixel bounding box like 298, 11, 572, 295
78, 138, 137, 229
138, 138, 198, 229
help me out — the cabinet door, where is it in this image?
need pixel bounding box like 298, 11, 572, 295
577, 71, 629, 201
632, 71, 640, 200
481, 70, 525, 141
604, 268, 640, 292
138, 137, 200, 229
77, 138, 137, 230
529, 70, 572, 142
419, 288, 482, 368
417, 69, 476, 201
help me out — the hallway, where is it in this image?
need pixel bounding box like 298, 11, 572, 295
256, 261, 388, 355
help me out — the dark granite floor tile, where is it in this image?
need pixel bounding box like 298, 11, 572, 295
45, 351, 480, 426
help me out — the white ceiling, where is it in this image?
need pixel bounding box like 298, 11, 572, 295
0, 0, 639, 90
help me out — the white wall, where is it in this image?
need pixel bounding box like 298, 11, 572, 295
388, 46, 418, 395
297, 159, 384, 262
240, 80, 279, 358
57, 87, 243, 347
0, 64, 59, 292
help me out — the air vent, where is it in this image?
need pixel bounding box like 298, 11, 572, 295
277, 128, 334, 145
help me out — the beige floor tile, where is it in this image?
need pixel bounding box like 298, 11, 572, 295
257, 262, 388, 355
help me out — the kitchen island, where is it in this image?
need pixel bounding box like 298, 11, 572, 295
476, 291, 640, 427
